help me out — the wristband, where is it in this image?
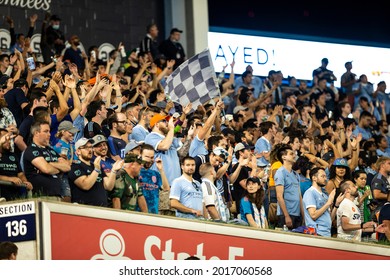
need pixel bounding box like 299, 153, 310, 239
361, 223, 364, 229
334, 205, 339, 209
373, 225, 376, 232
94, 168, 101, 174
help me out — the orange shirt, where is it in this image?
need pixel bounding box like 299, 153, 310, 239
268, 161, 282, 187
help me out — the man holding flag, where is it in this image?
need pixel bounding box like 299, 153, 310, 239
164, 49, 221, 110
163, 49, 225, 157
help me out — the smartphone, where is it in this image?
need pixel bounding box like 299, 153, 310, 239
26, 56, 36, 71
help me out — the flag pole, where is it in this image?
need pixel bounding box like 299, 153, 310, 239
213, 76, 226, 118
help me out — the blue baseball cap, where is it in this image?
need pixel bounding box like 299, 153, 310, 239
333, 158, 349, 168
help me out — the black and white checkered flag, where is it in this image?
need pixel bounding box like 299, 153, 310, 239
165, 49, 220, 109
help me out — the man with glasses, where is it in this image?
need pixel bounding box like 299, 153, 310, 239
107, 112, 127, 160
69, 137, 123, 207
170, 156, 206, 219
337, 179, 377, 241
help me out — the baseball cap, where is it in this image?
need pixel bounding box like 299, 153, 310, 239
222, 114, 233, 122
172, 112, 180, 118
379, 204, 390, 222
333, 158, 349, 168
50, 14, 61, 21
0, 75, 10, 88
234, 142, 253, 153
246, 177, 261, 185
150, 114, 170, 128
75, 137, 93, 150
322, 151, 335, 161
91, 134, 107, 147
124, 140, 144, 155
14, 78, 28, 89
213, 147, 229, 159
233, 106, 249, 114
170, 28, 183, 34
124, 153, 145, 164
58, 121, 79, 134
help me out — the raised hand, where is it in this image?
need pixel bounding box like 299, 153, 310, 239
187, 124, 196, 138
93, 156, 102, 170
167, 59, 175, 69
5, 16, 14, 26
167, 116, 175, 130
327, 189, 336, 206
112, 159, 124, 172
63, 74, 76, 89
238, 157, 249, 167
215, 99, 224, 110
335, 192, 345, 207
183, 103, 192, 115
29, 14, 38, 25
52, 71, 62, 84
49, 79, 60, 92
155, 158, 164, 171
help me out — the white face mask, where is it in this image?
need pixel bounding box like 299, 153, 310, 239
52, 25, 60, 30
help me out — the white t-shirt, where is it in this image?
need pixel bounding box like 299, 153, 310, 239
337, 198, 362, 241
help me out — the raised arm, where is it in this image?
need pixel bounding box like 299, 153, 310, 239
197, 100, 224, 141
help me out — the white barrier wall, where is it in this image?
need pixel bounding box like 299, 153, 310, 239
1, 200, 389, 260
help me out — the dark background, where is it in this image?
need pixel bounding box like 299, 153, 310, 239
2, 1, 389, 53
208, 1, 390, 47
1, 0, 165, 51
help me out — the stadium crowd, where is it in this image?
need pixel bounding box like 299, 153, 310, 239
0, 13, 390, 244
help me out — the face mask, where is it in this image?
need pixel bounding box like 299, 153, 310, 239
52, 25, 60, 30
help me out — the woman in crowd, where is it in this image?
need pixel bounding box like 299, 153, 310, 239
239, 177, 268, 229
